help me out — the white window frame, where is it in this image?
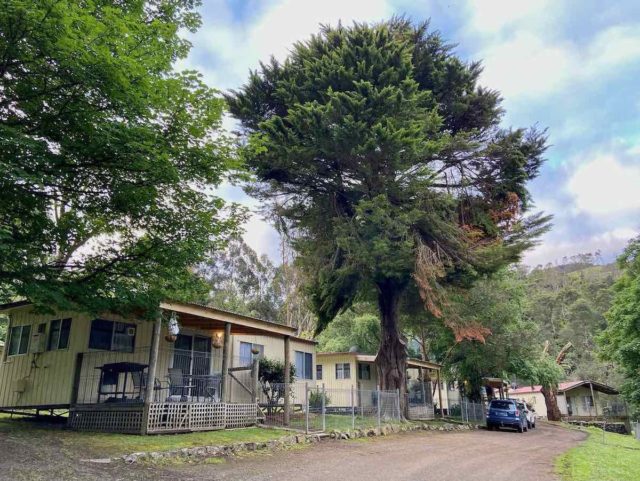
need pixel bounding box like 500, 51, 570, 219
7, 324, 31, 357
47, 318, 72, 351
336, 362, 351, 380
88, 319, 136, 353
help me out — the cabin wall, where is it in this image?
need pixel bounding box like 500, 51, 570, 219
229, 334, 316, 404
0, 306, 159, 408
0, 306, 315, 409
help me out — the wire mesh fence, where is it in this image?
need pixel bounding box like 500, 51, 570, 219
260, 383, 402, 433
447, 398, 486, 425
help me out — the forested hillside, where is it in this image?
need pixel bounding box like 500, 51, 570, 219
199, 239, 622, 391
524, 258, 621, 386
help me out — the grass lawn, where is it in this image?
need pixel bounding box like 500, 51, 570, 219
0, 413, 288, 457
556, 426, 640, 481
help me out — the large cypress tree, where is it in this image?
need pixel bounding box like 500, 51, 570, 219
228, 19, 550, 396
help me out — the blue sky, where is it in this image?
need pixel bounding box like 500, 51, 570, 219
180, 0, 640, 267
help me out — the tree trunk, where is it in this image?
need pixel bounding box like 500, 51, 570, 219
541, 385, 562, 421
375, 283, 407, 416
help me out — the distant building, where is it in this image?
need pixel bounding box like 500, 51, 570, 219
509, 380, 627, 420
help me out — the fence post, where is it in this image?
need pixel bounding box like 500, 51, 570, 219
377, 387, 381, 431
351, 385, 355, 430
305, 382, 309, 434
322, 383, 326, 432
396, 388, 400, 421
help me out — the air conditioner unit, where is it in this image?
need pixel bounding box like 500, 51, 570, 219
30, 332, 46, 353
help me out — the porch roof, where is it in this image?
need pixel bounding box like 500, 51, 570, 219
317, 352, 441, 371
161, 301, 316, 344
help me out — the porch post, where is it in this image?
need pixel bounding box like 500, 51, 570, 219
589, 382, 598, 418
419, 367, 427, 406
436, 369, 444, 419
284, 335, 291, 426
251, 358, 259, 404
220, 322, 232, 403
142, 313, 162, 434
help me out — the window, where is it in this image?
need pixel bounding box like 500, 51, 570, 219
239, 342, 264, 366
316, 364, 323, 380
89, 319, 136, 352
336, 362, 351, 380
583, 395, 594, 410
358, 363, 371, 380
295, 351, 313, 380
47, 319, 71, 351
7, 325, 31, 356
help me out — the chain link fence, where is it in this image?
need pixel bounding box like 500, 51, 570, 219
447, 398, 486, 425
260, 383, 402, 433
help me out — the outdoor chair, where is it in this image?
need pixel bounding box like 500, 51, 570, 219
131, 371, 168, 402
168, 367, 195, 402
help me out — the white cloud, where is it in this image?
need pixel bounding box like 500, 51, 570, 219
184, 0, 393, 90
465, 0, 552, 34
523, 227, 637, 267
473, 15, 640, 100
567, 154, 640, 216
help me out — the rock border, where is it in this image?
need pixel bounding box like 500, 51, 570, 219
120, 422, 479, 464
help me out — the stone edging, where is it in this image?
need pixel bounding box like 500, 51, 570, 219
120, 422, 479, 464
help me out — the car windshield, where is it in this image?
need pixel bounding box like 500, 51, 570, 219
490, 401, 515, 410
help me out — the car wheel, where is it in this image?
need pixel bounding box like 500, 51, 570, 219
532, 422, 536, 429
527, 421, 532, 429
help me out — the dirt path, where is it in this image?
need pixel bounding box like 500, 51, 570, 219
0, 423, 585, 480
160, 423, 586, 481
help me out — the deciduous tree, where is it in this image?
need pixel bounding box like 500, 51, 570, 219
0, 1, 239, 316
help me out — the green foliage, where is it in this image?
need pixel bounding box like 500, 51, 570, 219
316, 304, 380, 354
0, 0, 240, 317
228, 18, 550, 382
308, 390, 330, 409
525, 257, 621, 385
426, 269, 540, 399
0, 315, 6, 342
599, 237, 640, 415
258, 358, 296, 385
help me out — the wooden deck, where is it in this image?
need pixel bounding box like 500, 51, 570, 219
68, 401, 258, 434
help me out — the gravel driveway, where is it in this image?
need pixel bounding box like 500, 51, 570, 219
160, 423, 586, 481
0, 422, 585, 481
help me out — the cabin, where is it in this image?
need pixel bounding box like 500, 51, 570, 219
0, 300, 316, 434
316, 351, 444, 420
510, 380, 628, 421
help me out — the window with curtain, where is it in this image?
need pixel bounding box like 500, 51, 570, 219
295, 351, 313, 379
336, 362, 351, 379
47, 318, 72, 351
7, 325, 31, 356
239, 342, 264, 366
357, 363, 371, 380
89, 319, 135, 352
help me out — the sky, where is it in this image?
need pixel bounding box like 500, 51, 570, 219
179, 0, 640, 267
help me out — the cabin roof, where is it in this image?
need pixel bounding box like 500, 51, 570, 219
510, 380, 619, 396
317, 351, 441, 370
0, 299, 316, 344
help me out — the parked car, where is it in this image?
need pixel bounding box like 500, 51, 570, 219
520, 403, 536, 429
486, 399, 528, 433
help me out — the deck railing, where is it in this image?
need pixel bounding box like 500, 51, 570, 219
72, 347, 254, 405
